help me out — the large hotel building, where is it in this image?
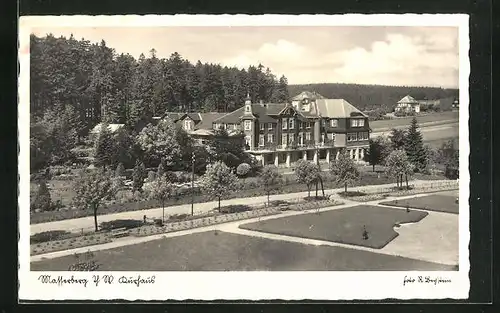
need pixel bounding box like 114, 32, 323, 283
163, 91, 371, 168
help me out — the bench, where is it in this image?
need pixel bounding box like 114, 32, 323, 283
109, 227, 129, 238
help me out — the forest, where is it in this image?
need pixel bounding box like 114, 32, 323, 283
288, 83, 459, 112
30, 33, 290, 134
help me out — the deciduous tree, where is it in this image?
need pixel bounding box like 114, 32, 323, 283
385, 149, 415, 188
200, 161, 239, 211
258, 165, 283, 206
143, 175, 176, 222
295, 160, 321, 197
136, 119, 182, 168
329, 149, 360, 194
72, 169, 115, 232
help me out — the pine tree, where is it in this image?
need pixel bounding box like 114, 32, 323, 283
404, 117, 428, 172
132, 160, 147, 192
93, 122, 114, 169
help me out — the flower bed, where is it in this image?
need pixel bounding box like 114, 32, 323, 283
288, 199, 343, 211
31, 233, 112, 256
130, 207, 281, 237
349, 194, 389, 202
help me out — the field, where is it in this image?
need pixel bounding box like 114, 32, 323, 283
370, 111, 458, 130
380, 194, 459, 214
31, 230, 453, 271
239, 205, 428, 249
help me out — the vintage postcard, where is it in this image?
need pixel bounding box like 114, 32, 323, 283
19, 14, 469, 301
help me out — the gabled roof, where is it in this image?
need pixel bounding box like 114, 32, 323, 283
291, 91, 326, 101
161, 112, 185, 121
398, 95, 418, 104
315, 99, 367, 118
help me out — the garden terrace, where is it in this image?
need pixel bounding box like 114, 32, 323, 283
239, 205, 429, 249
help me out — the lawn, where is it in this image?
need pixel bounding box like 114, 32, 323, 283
31, 231, 453, 271
380, 194, 459, 214
370, 111, 458, 130
239, 205, 428, 249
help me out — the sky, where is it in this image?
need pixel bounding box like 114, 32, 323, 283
32, 26, 459, 88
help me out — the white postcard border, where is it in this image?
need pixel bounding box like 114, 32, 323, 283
18, 14, 470, 301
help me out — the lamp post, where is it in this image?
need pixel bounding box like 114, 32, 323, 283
191, 152, 195, 216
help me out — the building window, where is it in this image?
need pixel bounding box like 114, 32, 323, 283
268, 134, 274, 143
330, 119, 338, 127
282, 119, 287, 130
260, 123, 265, 131
306, 122, 311, 129
288, 135, 294, 144
245, 105, 251, 112
245, 136, 251, 148
289, 118, 294, 129
268, 123, 273, 130
259, 135, 265, 146
321, 133, 325, 144
305, 132, 311, 141
351, 119, 365, 127
184, 120, 192, 131
282, 134, 287, 145
347, 132, 357, 142
244, 120, 252, 131
299, 133, 304, 145
360, 132, 369, 140
328, 133, 335, 141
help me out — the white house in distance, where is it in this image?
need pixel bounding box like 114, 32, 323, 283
395, 95, 420, 113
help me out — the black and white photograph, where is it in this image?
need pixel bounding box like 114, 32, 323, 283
18, 14, 469, 301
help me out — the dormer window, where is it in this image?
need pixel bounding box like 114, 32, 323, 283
330, 119, 338, 127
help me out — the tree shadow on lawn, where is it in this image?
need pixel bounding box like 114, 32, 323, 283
239, 205, 429, 249
379, 194, 459, 214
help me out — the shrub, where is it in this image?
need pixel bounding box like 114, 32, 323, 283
303, 196, 330, 201
236, 163, 251, 177
31, 230, 72, 244
115, 163, 125, 177
168, 214, 189, 221
147, 171, 157, 182
31, 180, 53, 212
219, 204, 251, 214
338, 191, 367, 197
99, 219, 144, 231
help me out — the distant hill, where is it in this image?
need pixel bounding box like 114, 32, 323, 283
288, 83, 459, 112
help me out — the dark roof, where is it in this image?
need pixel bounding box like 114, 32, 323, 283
213, 103, 287, 124
196, 113, 227, 129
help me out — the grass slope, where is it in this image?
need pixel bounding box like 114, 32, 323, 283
240, 205, 428, 249
31, 231, 452, 271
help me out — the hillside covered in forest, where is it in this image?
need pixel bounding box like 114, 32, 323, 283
288, 83, 459, 112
